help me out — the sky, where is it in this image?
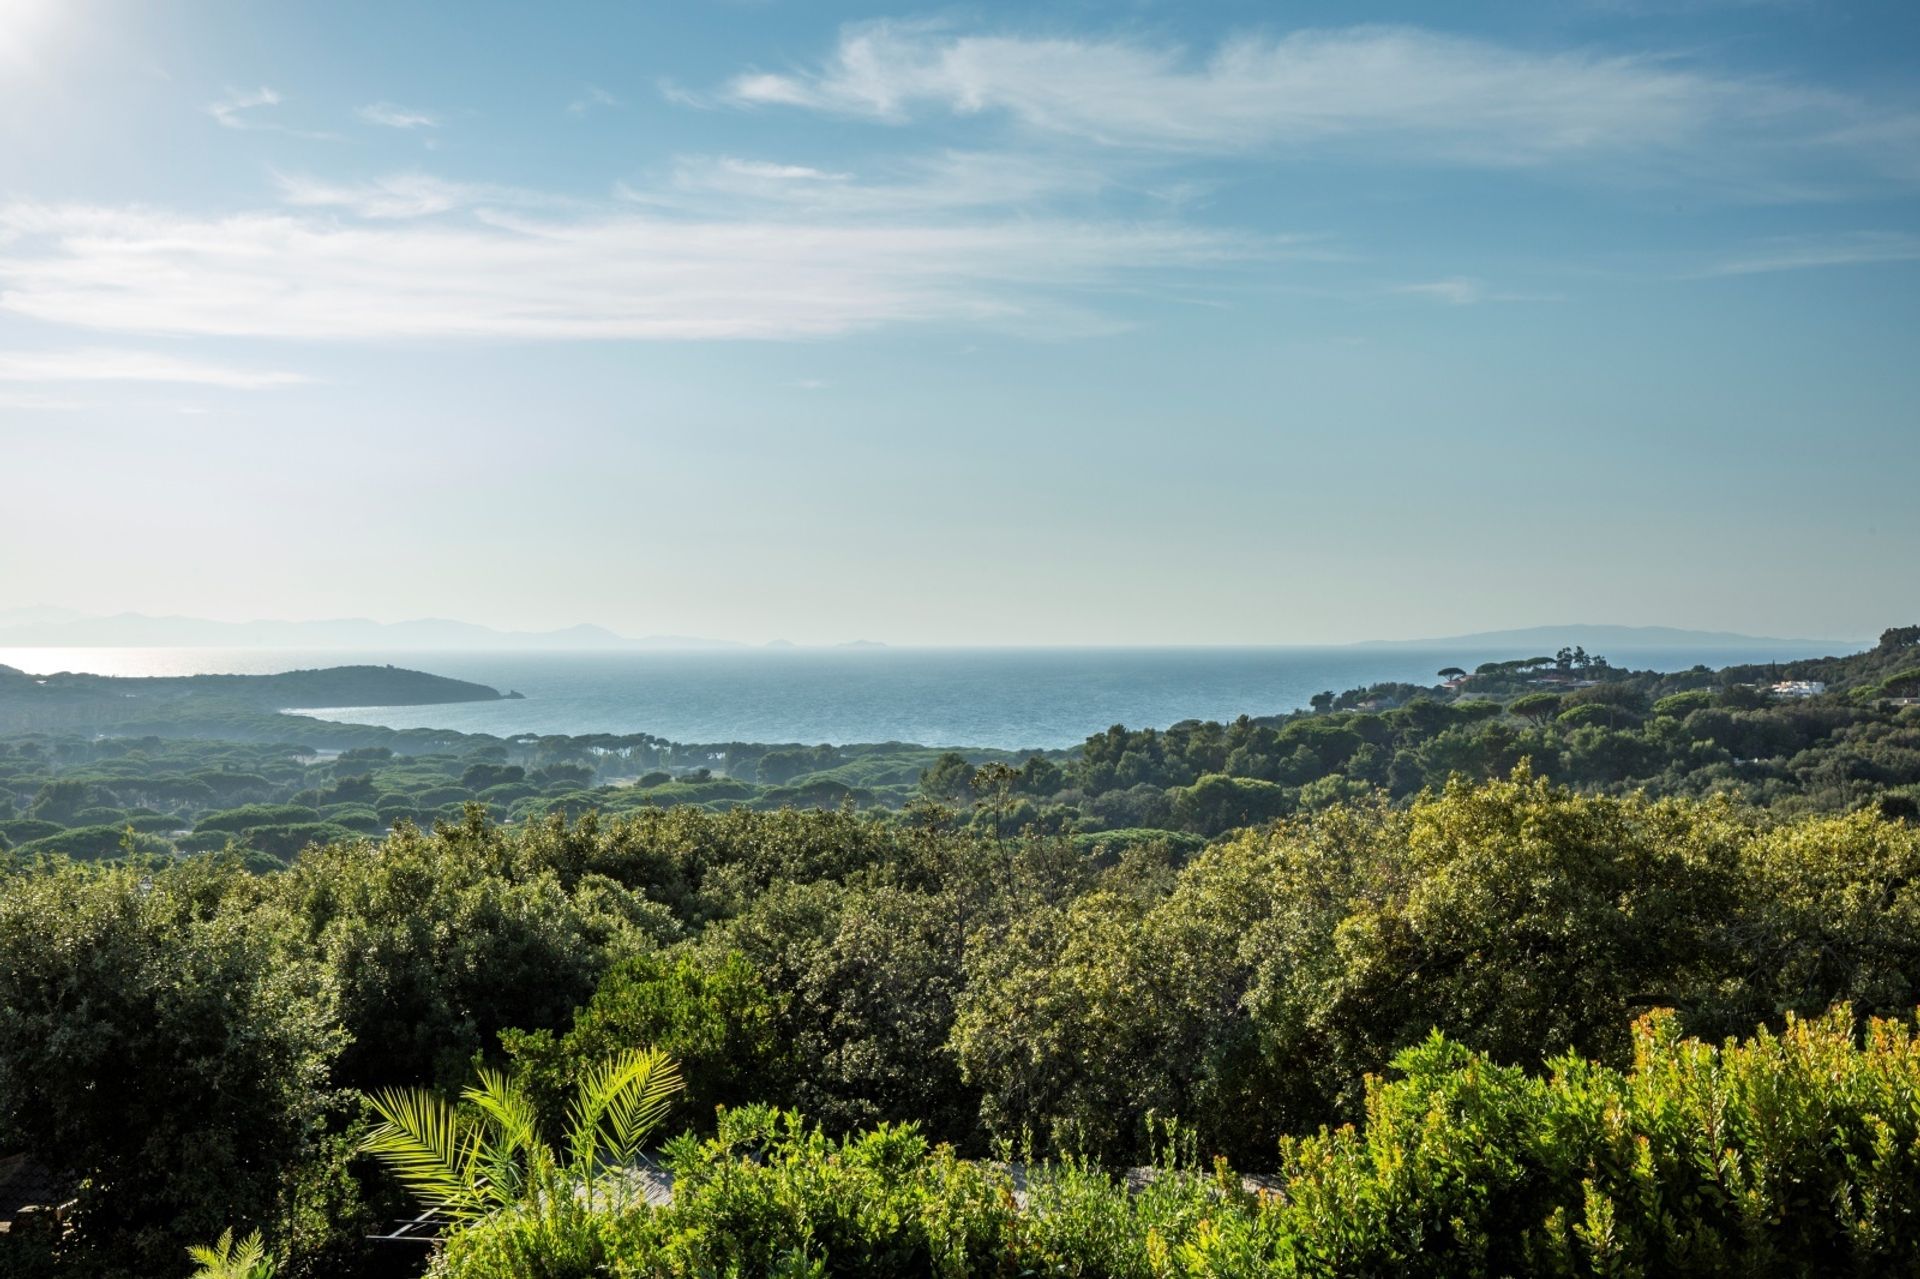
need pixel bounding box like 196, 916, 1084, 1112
0, 0, 1915, 645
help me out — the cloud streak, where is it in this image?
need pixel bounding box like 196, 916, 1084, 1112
569, 85, 619, 114
205, 85, 338, 140
207, 85, 282, 129
0, 347, 310, 388
273, 171, 564, 219
1702, 231, 1920, 275
718, 23, 1919, 190
357, 102, 440, 130
0, 200, 1260, 342
641, 150, 1117, 217
1388, 277, 1561, 305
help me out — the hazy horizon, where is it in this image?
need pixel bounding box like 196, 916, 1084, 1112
0, 604, 1874, 653
2, 1, 1916, 642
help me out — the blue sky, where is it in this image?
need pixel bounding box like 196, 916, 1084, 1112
1, 0, 1915, 644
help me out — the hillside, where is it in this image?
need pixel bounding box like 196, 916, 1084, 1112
0, 664, 510, 737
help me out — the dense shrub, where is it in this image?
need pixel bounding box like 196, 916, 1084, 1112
954, 769, 1915, 1164
433, 1007, 1920, 1278
8, 774, 1920, 1276
273, 810, 669, 1091
503, 950, 786, 1131
0, 860, 346, 1278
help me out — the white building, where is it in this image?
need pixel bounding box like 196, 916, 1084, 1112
1768, 680, 1827, 698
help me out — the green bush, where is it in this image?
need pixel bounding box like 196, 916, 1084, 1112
237, 822, 361, 860
957, 769, 1765, 1163
0, 861, 346, 1277
1068, 827, 1208, 862
434, 1007, 1920, 1278
504, 950, 785, 1132
273, 812, 665, 1090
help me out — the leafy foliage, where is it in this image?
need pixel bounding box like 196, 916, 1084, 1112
434, 1007, 1920, 1278
186, 1228, 276, 1279
0, 861, 345, 1278
361, 1047, 682, 1224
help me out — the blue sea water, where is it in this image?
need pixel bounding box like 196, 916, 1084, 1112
0, 643, 1841, 750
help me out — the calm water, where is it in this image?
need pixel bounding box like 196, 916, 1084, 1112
0, 644, 1839, 750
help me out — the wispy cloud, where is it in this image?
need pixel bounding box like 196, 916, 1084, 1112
206, 85, 338, 140
0, 199, 1261, 342
568, 85, 619, 114
639, 150, 1114, 217
0, 391, 99, 412
207, 85, 282, 129
274, 171, 564, 219
1389, 277, 1560, 305
715, 23, 1920, 192
1702, 231, 1920, 276
357, 101, 440, 130
0, 347, 310, 389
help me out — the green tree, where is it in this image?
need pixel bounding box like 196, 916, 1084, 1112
1169, 772, 1292, 836
0, 861, 345, 1277
918, 753, 977, 803
1509, 691, 1562, 723
503, 951, 783, 1131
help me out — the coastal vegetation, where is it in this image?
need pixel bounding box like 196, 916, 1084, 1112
2, 629, 1915, 870
1, 767, 1919, 1275
2, 630, 1919, 1275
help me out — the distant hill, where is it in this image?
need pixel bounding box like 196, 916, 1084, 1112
0, 613, 745, 650
0, 663, 509, 737
1353, 625, 1862, 655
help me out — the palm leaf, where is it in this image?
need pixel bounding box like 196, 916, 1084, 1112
186, 1227, 274, 1279
465, 1067, 541, 1155
361, 1086, 496, 1221
364, 1051, 684, 1225
569, 1047, 684, 1170
184, 1226, 233, 1270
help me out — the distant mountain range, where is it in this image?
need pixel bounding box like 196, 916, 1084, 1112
1351, 624, 1863, 654
0, 612, 737, 650
0, 611, 894, 650
0, 610, 1862, 655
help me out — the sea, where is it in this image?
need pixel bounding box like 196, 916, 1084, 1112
0, 643, 1844, 751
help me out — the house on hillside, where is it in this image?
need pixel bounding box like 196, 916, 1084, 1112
1769, 680, 1827, 699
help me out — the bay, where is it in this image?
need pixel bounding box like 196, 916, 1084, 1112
0, 643, 1836, 750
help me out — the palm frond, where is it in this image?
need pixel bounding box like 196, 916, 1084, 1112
361, 1086, 496, 1221
186, 1227, 274, 1279
184, 1226, 233, 1269
465, 1067, 541, 1154
569, 1046, 685, 1169
365, 1051, 685, 1226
